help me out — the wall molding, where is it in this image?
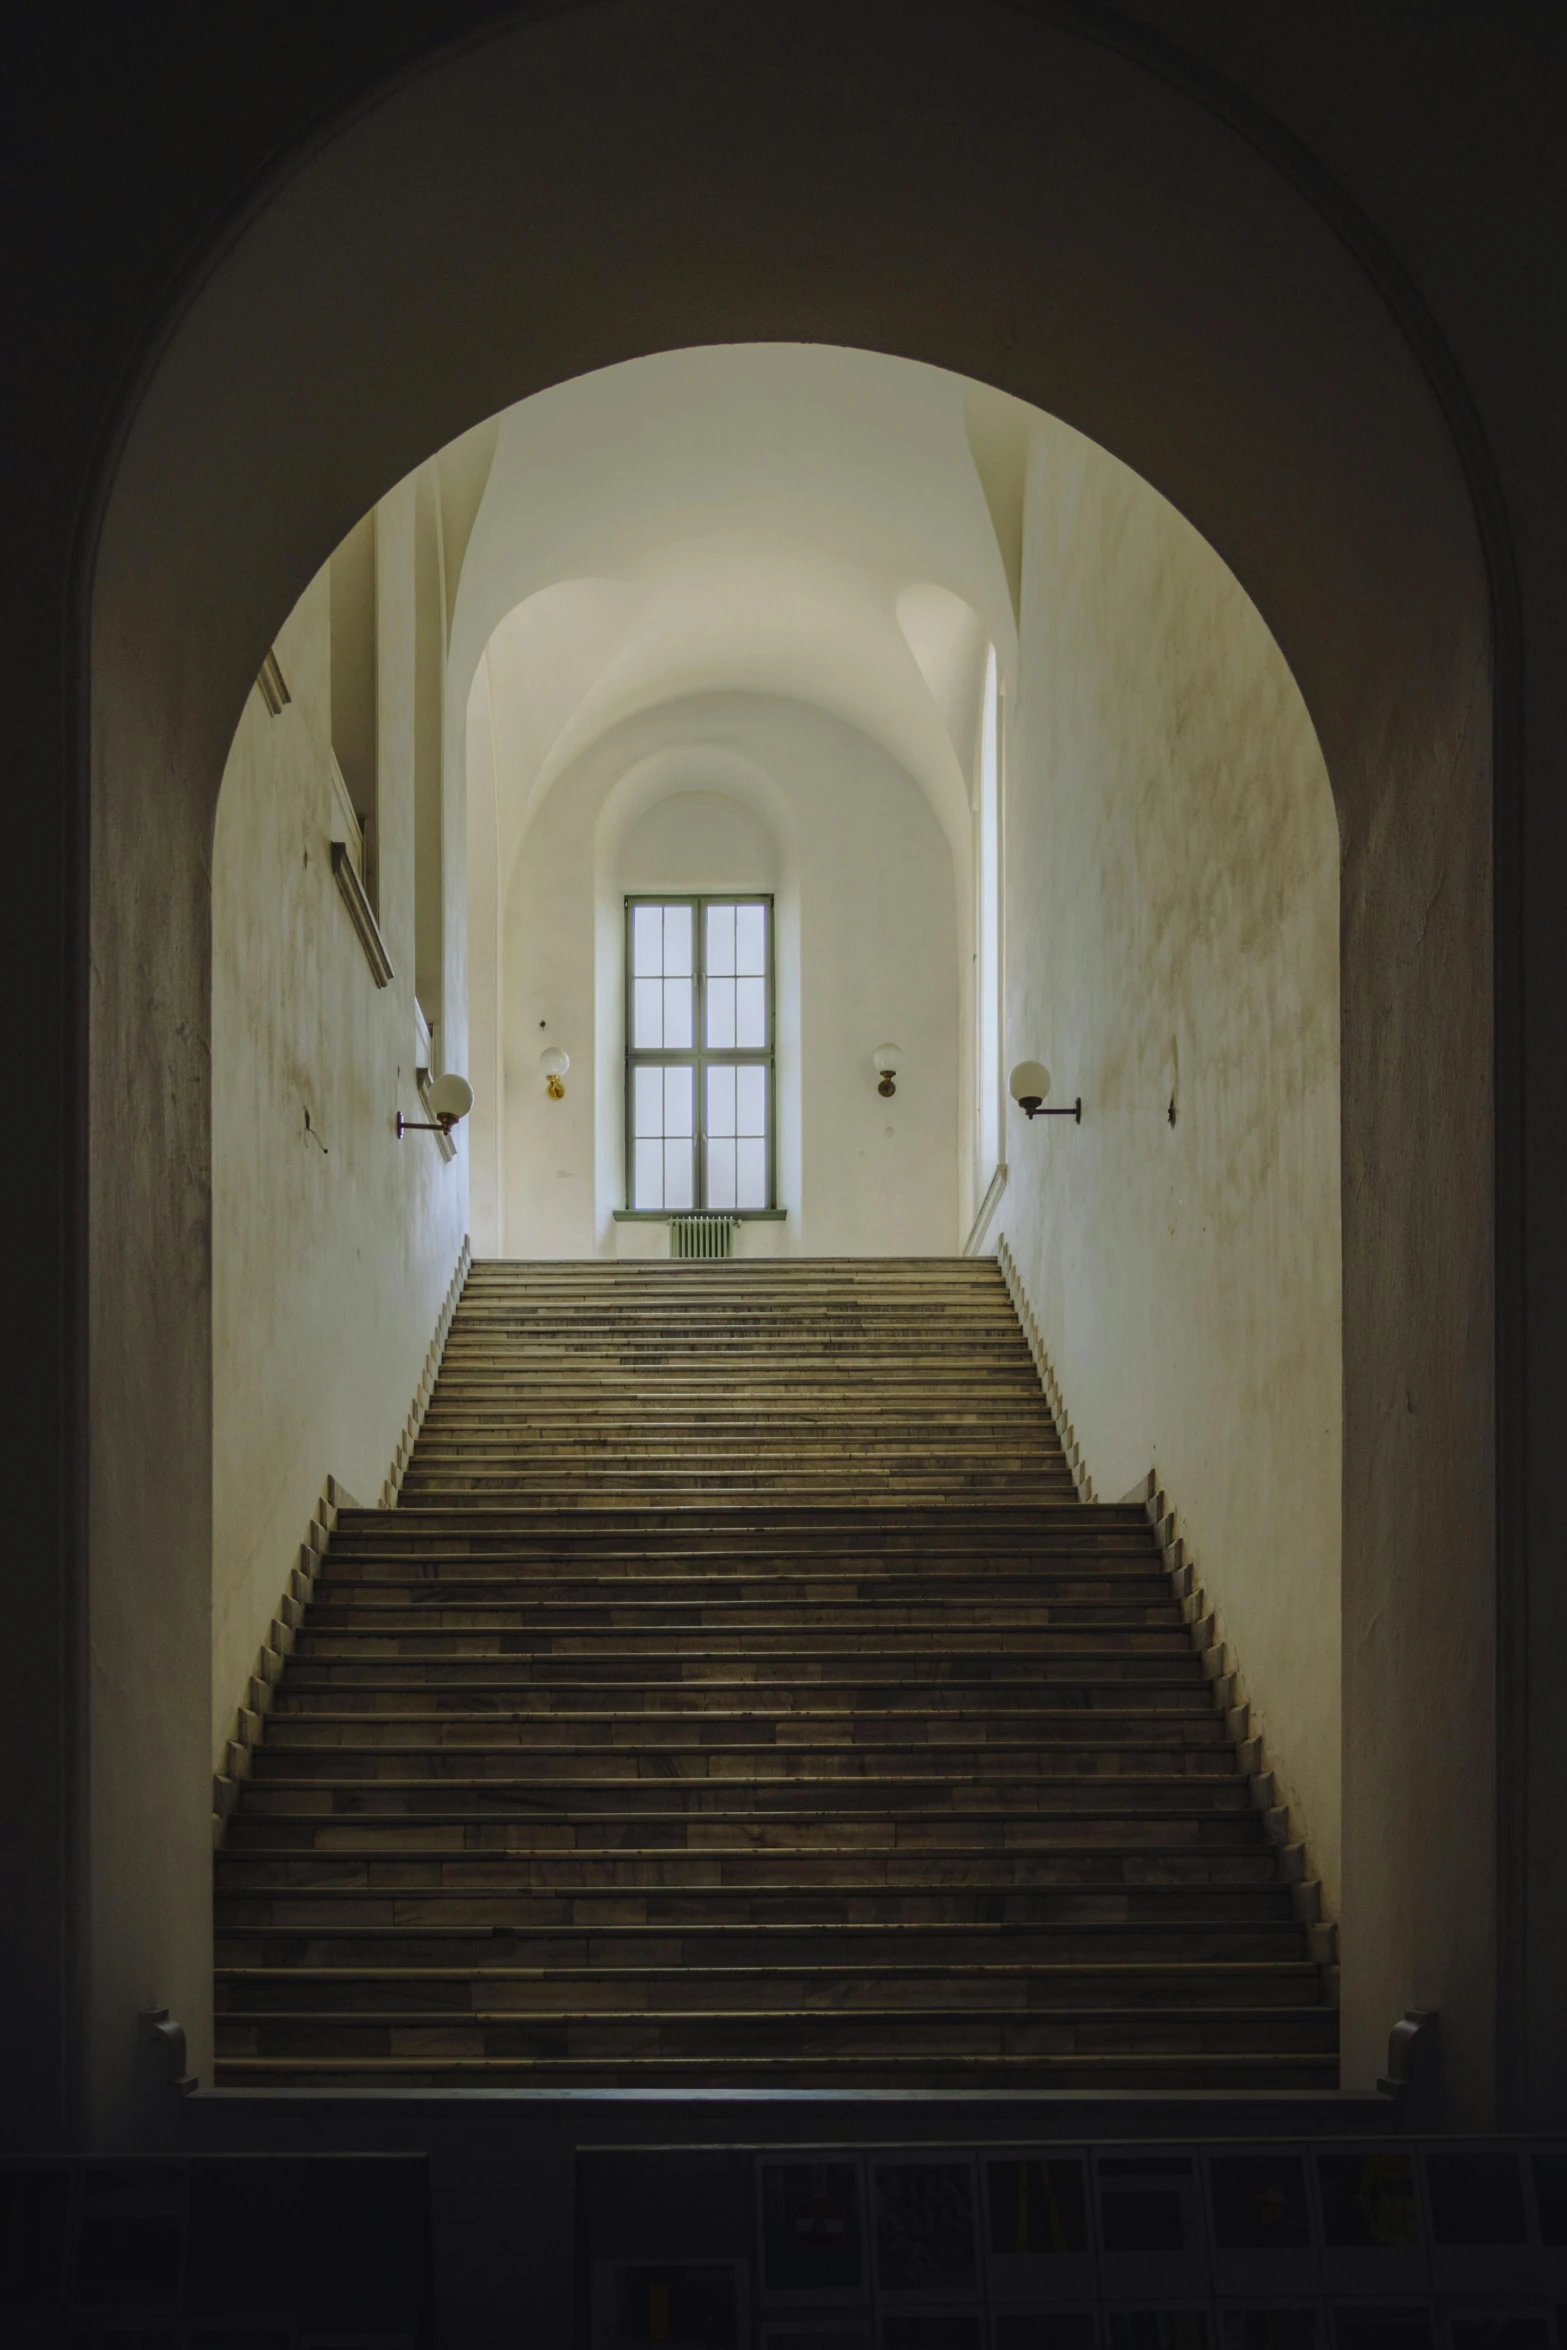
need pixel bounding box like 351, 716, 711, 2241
380, 1234, 472, 1505
255, 647, 290, 716
211, 1470, 357, 1846
330, 839, 394, 987
995, 1231, 1095, 1501
1126, 1461, 1340, 2005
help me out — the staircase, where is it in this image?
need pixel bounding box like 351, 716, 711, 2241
214, 1258, 1337, 2092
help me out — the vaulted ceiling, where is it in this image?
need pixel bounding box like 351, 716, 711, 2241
447, 343, 1030, 892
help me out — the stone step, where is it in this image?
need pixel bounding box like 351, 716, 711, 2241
280, 1659, 1208, 1692
273, 1680, 1215, 1715
327, 1535, 1157, 1564
237, 1773, 1254, 1815
245, 1740, 1241, 1782
405, 1443, 1062, 1461
213, 1917, 1311, 1969
212, 1956, 1322, 2011
215, 1847, 1285, 1891
215, 1881, 1301, 1931
348, 1499, 1149, 1524
344, 1507, 1150, 1537
224, 1805, 1275, 1849
211, 2049, 1339, 2090
281, 1659, 1207, 1692
311, 1568, 1177, 1601
297, 1600, 1186, 1631
213, 2001, 1338, 2062
292, 1629, 1200, 1659
256, 1710, 1225, 1749
397, 1477, 1076, 1500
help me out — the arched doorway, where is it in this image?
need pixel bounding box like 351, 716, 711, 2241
85, 0, 1499, 2133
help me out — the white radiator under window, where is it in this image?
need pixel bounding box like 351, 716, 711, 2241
670, 1214, 738, 1260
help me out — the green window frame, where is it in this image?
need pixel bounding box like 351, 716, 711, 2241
623, 893, 777, 1215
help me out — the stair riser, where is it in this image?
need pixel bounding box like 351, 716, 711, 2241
225, 1812, 1273, 1853
257, 1719, 1228, 1752
272, 1687, 1218, 1717
215, 2010, 1338, 2061
215, 1893, 1301, 1934
216, 1854, 1286, 1892
280, 1660, 1208, 1690
246, 1749, 1241, 1784
237, 1778, 1256, 1815
212, 2059, 1338, 2093
215, 1967, 1324, 2015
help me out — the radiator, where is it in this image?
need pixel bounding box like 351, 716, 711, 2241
670, 1214, 738, 1260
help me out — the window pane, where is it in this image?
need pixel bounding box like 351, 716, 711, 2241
736, 1136, 767, 1209
707, 976, 736, 1050
664, 1139, 694, 1210
707, 1137, 736, 1210
633, 976, 663, 1048
664, 1064, 693, 1137
632, 904, 664, 977
736, 1063, 767, 1136
663, 976, 693, 1049
706, 902, 735, 977
634, 1064, 665, 1136
735, 903, 766, 976
736, 975, 766, 1047
706, 1063, 736, 1139
663, 904, 693, 977
634, 1138, 664, 1210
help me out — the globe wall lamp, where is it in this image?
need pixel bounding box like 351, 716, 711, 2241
541, 1046, 570, 1100
397, 1072, 474, 1141
873, 1043, 902, 1098
1010, 1060, 1081, 1123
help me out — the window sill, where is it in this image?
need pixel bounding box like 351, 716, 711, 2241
612, 1208, 787, 1221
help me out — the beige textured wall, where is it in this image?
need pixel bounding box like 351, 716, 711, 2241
1000, 422, 1343, 1913
494, 693, 959, 1260
210, 485, 468, 1773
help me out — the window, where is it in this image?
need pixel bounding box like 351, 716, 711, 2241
626, 895, 775, 1211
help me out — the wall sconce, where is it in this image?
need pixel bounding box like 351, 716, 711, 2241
872, 1043, 902, 1098
1009, 1060, 1081, 1123
397, 1072, 474, 1140
541, 1046, 570, 1100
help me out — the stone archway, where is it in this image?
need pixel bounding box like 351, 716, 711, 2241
85, 0, 1499, 2133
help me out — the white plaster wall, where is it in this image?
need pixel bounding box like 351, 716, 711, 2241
489, 694, 958, 1259
999, 422, 1343, 1914
210, 483, 468, 1771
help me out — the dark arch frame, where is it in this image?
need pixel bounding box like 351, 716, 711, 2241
71, 0, 1521, 2136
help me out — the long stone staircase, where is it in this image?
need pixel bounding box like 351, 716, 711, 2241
214, 1258, 1337, 2091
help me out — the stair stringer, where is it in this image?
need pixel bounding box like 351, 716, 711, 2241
211, 1471, 356, 1848
994, 1232, 1338, 2011
994, 1232, 1096, 1501
1129, 1464, 1341, 2009
381, 1235, 472, 1507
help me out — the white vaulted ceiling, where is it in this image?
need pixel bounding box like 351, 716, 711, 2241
448, 343, 1029, 889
